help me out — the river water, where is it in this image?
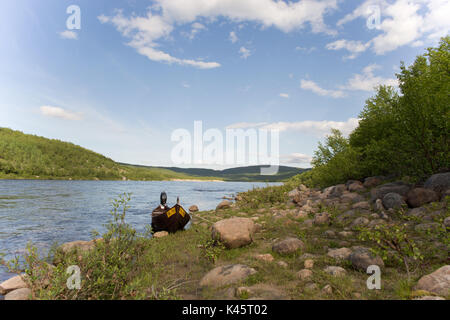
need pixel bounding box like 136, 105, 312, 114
0, 180, 280, 283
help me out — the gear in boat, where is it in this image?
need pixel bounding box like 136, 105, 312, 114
151, 192, 190, 233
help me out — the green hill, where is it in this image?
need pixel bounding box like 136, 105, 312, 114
0, 128, 305, 181
0, 128, 195, 181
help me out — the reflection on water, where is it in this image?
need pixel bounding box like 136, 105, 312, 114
0, 179, 281, 282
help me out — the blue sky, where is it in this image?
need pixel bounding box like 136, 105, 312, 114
0, 0, 448, 169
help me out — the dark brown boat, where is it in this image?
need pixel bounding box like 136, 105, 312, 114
151, 193, 190, 233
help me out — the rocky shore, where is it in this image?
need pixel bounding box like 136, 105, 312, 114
1, 172, 449, 300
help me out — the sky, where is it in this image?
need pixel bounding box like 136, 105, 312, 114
0, 0, 448, 169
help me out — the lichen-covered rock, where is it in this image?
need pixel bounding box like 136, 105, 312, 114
415, 265, 450, 296
199, 264, 256, 288
297, 269, 313, 280
212, 217, 255, 249
255, 253, 274, 263
272, 237, 305, 255
406, 188, 439, 208
314, 212, 330, 225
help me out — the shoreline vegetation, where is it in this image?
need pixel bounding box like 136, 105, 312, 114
0, 38, 449, 300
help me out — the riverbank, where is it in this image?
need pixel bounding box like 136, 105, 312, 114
1, 172, 448, 300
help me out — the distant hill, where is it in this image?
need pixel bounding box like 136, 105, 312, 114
123, 164, 309, 182
0, 128, 307, 181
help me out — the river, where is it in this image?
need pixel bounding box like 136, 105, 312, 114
0, 179, 281, 283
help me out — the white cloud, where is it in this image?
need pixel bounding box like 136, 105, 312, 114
341, 64, 398, 91
325, 39, 369, 59
300, 80, 346, 98
59, 30, 78, 40
227, 118, 360, 137
239, 46, 251, 59
184, 22, 206, 40
229, 31, 238, 43
40, 106, 82, 121
295, 46, 316, 54
99, 0, 338, 68
336, 0, 450, 55
281, 153, 312, 165
279, 93, 289, 98
182, 82, 190, 88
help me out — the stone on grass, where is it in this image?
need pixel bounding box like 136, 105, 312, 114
352, 201, 370, 210
382, 192, 405, 210
327, 248, 352, 261
297, 269, 313, 280
348, 247, 384, 271
216, 200, 232, 210
415, 265, 450, 296
304, 259, 314, 269
255, 254, 274, 262
4, 288, 32, 300
272, 237, 305, 255
424, 172, 450, 195
406, 188, 439, 208
0, 274, 28, 295
324, 266, 347, 277
313, 212, 330, 225
371, 182, 411, 202
211, 217, 255, 249
153, 231, 169, 238
189, 205, 199, 212
199, 264, 256, 288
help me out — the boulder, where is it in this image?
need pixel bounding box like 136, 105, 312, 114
4, 288, 32, 300
189, 205, 199, 212
216, 200, 232, 210
382, 192, 406, 209
352, 201, 370, 210
324, 266, 347, 277
327, 248, 352, 261
288, 188, 301, 199
348, 247, 384, 271
424, 172, 450, 195
255, 253, 274, 263
374, 199, 384, 211
326, 184, 346, 198
415, 265, 450, 296
212, 217, 255, 249
363, 176, 384, 188
272, 237, 305, 255
371, 182, 411, 202
153, 231, 169, 238
313, 212, 330, 225
304, 259, 314, 269
58, 239, 99, 254
0, 274, 28, 295
351, 217, 370, 228
348, 182, 365, 192
406, 188, 439, 208
199, 264, 256, 288
340, 193, 364, 204
297, 269, 313, 280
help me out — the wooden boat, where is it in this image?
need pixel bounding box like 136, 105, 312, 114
151, 196, 190, 233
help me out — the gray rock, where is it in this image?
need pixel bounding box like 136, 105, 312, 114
272, 237, 305, 255
374, 199, 384, 211
341, 192, 365, 204
297, 269, 313, 280
348, 182, 365, 192
348, 247, 384, 271
4, 288, 32, 300
351, 217, 370, 228
352, 201, 371, 210
444, 217, 450, 228
415, 265, 450, 296
199, 264, 256, 288
407, 188, 439, 208
371, 182, 411, 202
424, 172, 450, 195
415, 222, 440, 233
382, 192, 406, 209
